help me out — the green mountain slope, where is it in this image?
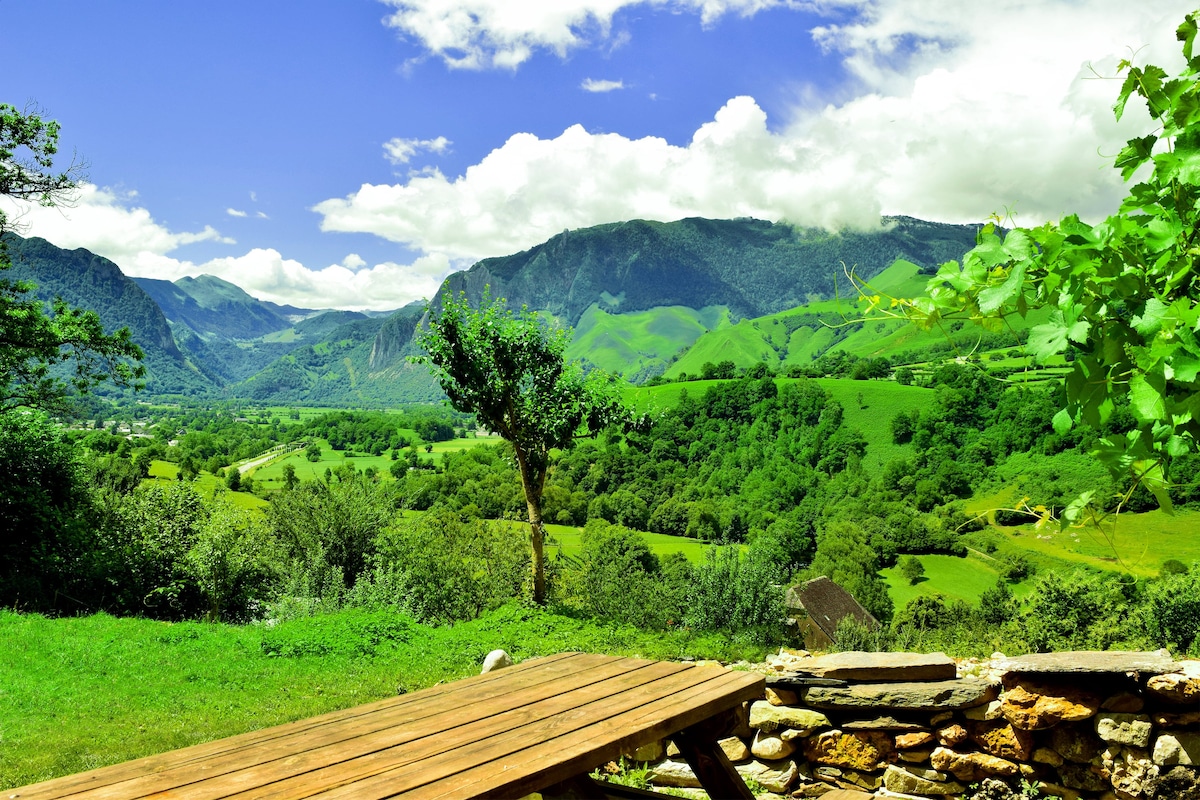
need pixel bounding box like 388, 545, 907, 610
434, 216, 981, 329
3, 234, 215, 397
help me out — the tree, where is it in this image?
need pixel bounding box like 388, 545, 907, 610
898, 555, 925, 585
1, 103, 144, 412
879, 14, 1200, 518
416, 290, 632, 604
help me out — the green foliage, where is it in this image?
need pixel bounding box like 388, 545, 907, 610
1, 105, 144, 412
0, 410, 98, 610
898, 555, 925, 585
416, 289, 632, 604
268, 467, 398, 595
186, 504, 278, 622
1019, 570, 1133, 652
895, 16, 1200, 517
684, 545, 787, 641
1142, 567, 1200, 654
370, 511, 528, 624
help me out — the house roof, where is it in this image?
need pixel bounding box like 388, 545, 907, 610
786, 576, 879, 640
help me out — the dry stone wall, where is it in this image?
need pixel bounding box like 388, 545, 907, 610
638, 650, 1200, 799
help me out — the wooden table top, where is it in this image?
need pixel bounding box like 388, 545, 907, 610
10, 652, 765, 800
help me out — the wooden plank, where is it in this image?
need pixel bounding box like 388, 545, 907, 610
12, 652, 585, 800
293, 666, 746, 800
113, 657, 691, 800
379, 669, 763, 800
47, 655, 664, 800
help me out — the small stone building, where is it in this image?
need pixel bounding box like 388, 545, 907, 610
786, 575, 878, 650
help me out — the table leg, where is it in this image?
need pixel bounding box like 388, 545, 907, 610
671, 711, 755, 800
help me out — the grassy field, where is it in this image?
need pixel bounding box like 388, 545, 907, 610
544, 524, 723, 564
0, 606, 769, 790
881, 552, 1036, 610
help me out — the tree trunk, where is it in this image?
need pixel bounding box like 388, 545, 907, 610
514, 448, 548, 605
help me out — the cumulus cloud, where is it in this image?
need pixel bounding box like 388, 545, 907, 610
380, 0, 797, 69
581, 78, 625, 92
383, 135, 453, 165
318, 0, 1196, 262
4, 184, 233, 269
2, 185, 451, 311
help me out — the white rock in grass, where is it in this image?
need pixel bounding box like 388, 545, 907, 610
481, 649, 512, 673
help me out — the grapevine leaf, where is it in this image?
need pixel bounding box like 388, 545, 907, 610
1136, 459, 1174, 514
1115, 135, 1158, 179
1133, 297, 1170, 336
1052, 407, 1073, 435
977, 261, 1026, 314
1129, 368, 1167, 423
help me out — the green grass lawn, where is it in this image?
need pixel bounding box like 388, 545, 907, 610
544, 524, 724, 564
881, 553, 1035, 611
0, 607, 768, 790
816, 378, 929, 470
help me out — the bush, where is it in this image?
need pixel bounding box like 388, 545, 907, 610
371, 511, 527, 624
1142, 569, 1200, 654
686, 545, 786, 642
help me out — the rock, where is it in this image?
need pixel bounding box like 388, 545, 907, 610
837, 768, 883, 790
481, 649, 512, 673
929, 711, 955, 726
1049, 723, 1104, 764
749, 701, 831, 733
666, 740, 680, 758
936, 723, 968, 746
1153, 732, 1200, 766
765, 687, 798, 705
648, 759, 702, 788
842, 715, 928, 731
1102, 745, 1159, 798
1095, 713, 1153, 748
718, 736, 751, 762
1057, 762, 1107, 792
805, 651, 957, 682
629, 739, 664, 762
970, 719, 1035, 760
1101, 692, 1145, 713
997, 651, 1179, 678
1001, 680, 1102, 730
1155, 710, 1200, 730
895, 731, 935, 749
929, 746, 1018, 781
964, 699, 1005, 721
1034, 747, 1064, 767
1145, 765, 1200, 799
882, 764, 965, 796
781, 728, 815, 742
735, 758, 798, 793
1146, 672, 1200, 705
803, 730, 893, 771
898, 749, 933, 763
752, 729, 797, 760
802, 677, 999, 712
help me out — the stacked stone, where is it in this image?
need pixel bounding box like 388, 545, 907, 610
640, 651, 1200, 799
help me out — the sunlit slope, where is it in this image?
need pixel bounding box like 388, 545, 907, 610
628, 376, 933, 470
567, 304, 728, 377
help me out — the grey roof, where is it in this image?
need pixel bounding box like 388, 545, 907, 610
787, 576, 878, 640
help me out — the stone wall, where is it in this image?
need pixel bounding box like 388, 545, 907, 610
638, 650, 1200, 799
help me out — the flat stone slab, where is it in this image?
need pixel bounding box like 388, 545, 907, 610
802, 678, 999, 712
805, 651, 957, 682
997, 651, 1179, 677
841, 715, 929, 732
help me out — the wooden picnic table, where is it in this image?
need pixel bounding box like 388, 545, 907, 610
9, 652, 765, 800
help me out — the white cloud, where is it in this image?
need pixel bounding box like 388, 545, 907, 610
3, 184, 233, 269
2, 185, 452, 312
383, 135, 453, 165
319, 0, 1196, 262
256, 211, 269, 219
227, 207, 248, 217
380, 0, 798, 69
581, 78, 625, 92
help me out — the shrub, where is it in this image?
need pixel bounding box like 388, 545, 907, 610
1142, 569, 1200, 654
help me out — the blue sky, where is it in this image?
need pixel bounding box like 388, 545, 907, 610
4, 1, 1194, 310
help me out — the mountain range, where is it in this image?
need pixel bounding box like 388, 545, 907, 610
4, 215, 983, 406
